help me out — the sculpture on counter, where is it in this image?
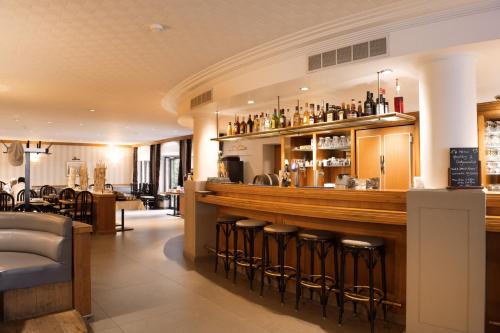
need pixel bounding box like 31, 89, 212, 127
93, 162, 107, 193
68, 167, 77, 188
278, 159, 291, 187
80, 164, 89, 191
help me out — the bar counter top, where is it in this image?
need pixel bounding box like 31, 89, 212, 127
197, 183, 500, 232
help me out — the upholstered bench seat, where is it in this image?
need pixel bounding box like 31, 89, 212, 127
0, 252, 66, 292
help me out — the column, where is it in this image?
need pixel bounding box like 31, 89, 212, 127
191, 104, 219, 181
418, 53, 478, 188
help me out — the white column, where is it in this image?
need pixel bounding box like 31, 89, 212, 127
419, 53, 478, 188
192, 106, 219, 181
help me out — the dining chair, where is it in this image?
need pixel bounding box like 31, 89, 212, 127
105, 183, 114, 191
40, 185, 58, 197
17, 189, 38, 202
56, 187, 76, 214
13, 203, 42, 213
0, 192, 14, 212
72, 191, 94, 225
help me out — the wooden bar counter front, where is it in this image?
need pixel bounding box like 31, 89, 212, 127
196, 183, 500, 324
197, 184, 408, 317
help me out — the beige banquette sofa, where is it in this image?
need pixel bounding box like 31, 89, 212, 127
0, 212, 73, 321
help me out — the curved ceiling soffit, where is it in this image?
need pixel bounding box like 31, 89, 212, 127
161, 0, 499, 121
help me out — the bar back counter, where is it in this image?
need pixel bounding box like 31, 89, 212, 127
192, 183, 500, 327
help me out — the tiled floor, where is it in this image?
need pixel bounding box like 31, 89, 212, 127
88, 211, 404, 333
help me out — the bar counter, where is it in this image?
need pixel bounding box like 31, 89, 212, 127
195, 183, 500, 323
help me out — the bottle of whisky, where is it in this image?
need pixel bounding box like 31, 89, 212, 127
227, 122, 233, 136
299, 107, 304, 125
247, 114, 253, 133
303, 103, 310, 125
240, 116, 247, 134
272, 109, 279, 129
364, 91, 372, 115
286, 108, 291, 127
319, 105, 326, 122
234, 116, 240, 134
253, 114, 260, 132
280, 109, 286, 128
309, 103, 315, 124
293, 106, 300, 127
326, 103, 333, 122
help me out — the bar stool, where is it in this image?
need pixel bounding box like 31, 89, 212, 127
338, 236, 387, 333
233, 219, 266, 290
214, 216, 244, 278
295, 229, 339, 318
260, 224, 298, 304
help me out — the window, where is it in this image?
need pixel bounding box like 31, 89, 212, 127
137, 161, 150, 184
164, 156, 180, 190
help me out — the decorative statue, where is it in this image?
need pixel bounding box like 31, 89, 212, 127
80, 164, 89, 191
93, 162, 106, 193
68, 167, 77, 188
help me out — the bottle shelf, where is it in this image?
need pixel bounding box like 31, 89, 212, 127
292, 148, 313, 152
318, 146, 351, 151
213, 113, 415, 141
320, 164, 351, 168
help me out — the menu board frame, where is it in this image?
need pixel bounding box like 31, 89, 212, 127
447, 147, 482, 189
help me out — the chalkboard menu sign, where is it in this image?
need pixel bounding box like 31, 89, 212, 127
448, 147, 481, 188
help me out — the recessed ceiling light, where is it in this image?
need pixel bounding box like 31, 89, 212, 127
247, 100, 255, 104
79, 123, 84, 126
89, 109, 95, 112
149, 23, 165, 32
47, 121, 53, 124
15, 119, 19, 122
300, 87, 309, 91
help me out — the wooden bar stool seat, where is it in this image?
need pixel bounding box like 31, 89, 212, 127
338, 235, 387, 333
233, 219, 266, 290
260, 224, 298, 304
296, 229, 339, 318
214, 216, 246, 278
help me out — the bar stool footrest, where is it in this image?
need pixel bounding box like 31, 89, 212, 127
300, 275, 337, 290
344, 285, 384, 303
264, 265, 296, 279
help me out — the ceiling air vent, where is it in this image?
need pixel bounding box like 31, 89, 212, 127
322, 50, 337, 67
307, 36, 388, 72
369, 38, 387, 57
353, 42, 369, 61
308, 54, 322, 71
190, 89, 213, 109
337, 46, 352, 64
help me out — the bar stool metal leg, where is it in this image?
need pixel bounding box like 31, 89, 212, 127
380, 246, 387, 320
247, 228, 256, 290
338, 246, 346, 325
215, 223, 220, 273
260, 232, 267, 296
368, 249, 376, 333
320, 241, 327, 318
233, 225, 239, 284
309, 242, 315, 300
333, 242, 340, 307
295, 238, 302, 310
353, 249, 359, 315
224, 224, 232, 278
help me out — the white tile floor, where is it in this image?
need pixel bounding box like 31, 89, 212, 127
88, 211, 404, 333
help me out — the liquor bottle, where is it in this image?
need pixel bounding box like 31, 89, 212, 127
357, 101, 363, 117
318, 105, 326, 122
280, 109, 286, 128
293, 106, 300, 127
299, 107, 304, 125
371, 92, 377, 115
247, 114, 253, 133
286, 109, 291, 127
364, 91, 372, 116
350, 99, 356, 112
309, 104, 315, 124
271, 109, 279, 129
253, 114, 260, 132
394, 78, 404, 113
325, 103, 333, 122
227, 122, 233, 136
338, 105, 345, 120
240, 116, 247, 133
385, 101, 389, 114
234, 116, 240, 134
303, 103, 310, 125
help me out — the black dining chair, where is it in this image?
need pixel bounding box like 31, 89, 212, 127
88, 184, 94, 191
0, 192, 14, 212
40, 185, 58, 197
71, 191, 94, 225
105, 183, 114, 191
17, 189, 38, 202
0, 181, 6, 191
56, 187, 76, 214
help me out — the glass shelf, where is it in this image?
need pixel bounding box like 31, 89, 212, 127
318, 147, 351, 151
213, 113, 416, 141
292, 148, 313, 152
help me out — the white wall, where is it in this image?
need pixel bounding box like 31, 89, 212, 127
0, 144, 133, 186
222, 137, 280, 184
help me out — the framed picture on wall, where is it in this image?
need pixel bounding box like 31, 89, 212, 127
66, 161, 84, 176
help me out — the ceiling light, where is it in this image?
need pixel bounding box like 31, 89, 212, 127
149, 23, 165, 32
300, 87, 309, 91
89, 109, 95, 112
47, 121, 53, 124
247, 100, 255, 104
79, 123, 84, 126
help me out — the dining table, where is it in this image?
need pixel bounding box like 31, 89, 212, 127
115, 199, 145, 232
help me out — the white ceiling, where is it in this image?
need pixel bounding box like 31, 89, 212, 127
0, 0, 406, 144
